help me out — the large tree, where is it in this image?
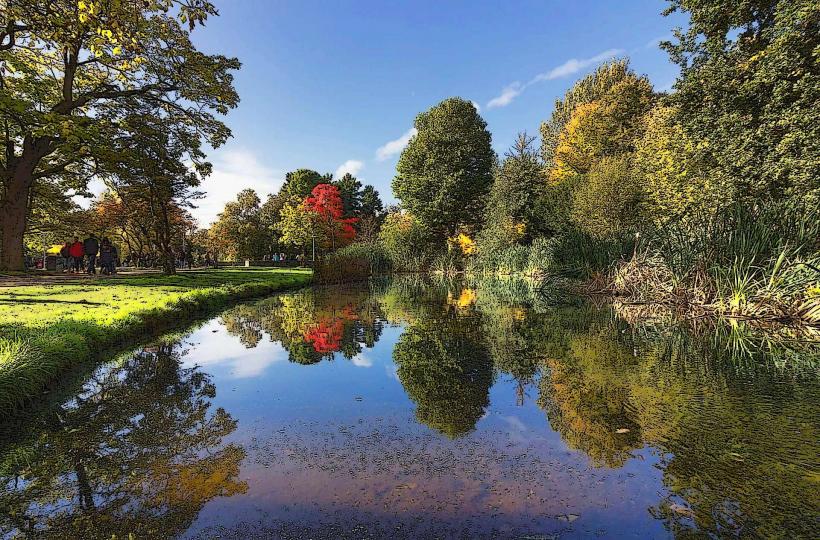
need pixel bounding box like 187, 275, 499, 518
393, 98, 494, 241
0, 0, 239, 270
209, 189, 270, 262
662, 0, 820, 205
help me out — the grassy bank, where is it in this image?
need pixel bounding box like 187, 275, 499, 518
0, 268, 312, 414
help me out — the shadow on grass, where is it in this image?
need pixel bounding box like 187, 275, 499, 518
0, 298, 105, 305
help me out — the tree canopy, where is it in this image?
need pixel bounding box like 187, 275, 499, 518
393, 98, 494, 241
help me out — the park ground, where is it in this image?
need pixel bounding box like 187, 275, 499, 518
0, 267, 313, 415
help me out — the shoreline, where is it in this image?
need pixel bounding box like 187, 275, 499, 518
0, 269, 313, 416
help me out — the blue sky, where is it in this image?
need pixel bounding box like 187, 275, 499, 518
186, 0, 688, 225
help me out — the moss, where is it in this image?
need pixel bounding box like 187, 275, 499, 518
0, 268, 312, 414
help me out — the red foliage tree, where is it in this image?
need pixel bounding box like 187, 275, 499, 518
304, 184, 357, 249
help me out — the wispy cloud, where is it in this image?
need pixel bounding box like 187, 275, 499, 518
376, 127, 417, 161
486, 48, 623, 109
195, 148, 284, 227
335, 159, 364, 179
643, 34, 671, 50
470, 100, 482, 113
487, 83, 523, 109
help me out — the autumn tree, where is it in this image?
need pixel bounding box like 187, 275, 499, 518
393, 98, 494, 242
0, 0, 239, 270
303, 183, 357, 251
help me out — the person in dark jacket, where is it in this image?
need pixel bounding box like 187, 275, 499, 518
83, 234, 99, 274
59, 242, 71, 272
69, 237, 84, 273
99, 237, 114, 275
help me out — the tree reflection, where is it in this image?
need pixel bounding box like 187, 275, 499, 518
532, 309, 819, 537
219, 286, 384, 364
390, 281, 494, 438
0, 341, 247, 538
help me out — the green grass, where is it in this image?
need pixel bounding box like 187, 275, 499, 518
0, 268, 312, 414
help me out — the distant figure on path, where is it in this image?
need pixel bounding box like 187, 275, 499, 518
69, 237, 84, 273
83, 234, 99, 274
59, 242, 71, 272
99, 237, 115, 275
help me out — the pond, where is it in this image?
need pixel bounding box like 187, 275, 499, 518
1, 277, 818, 539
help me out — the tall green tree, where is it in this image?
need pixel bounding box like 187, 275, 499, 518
0, 0, 239, 270
209, 189, 269, 261
478, 132, 546, 252
360, 185, 384, 218
281, 169, 326, 199
662, 0, 820, 205
333, 172, 363, 219
393, 98, 494, 241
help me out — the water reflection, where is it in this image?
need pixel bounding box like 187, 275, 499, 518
0, 342, 246, 538
1, 276, 817, 538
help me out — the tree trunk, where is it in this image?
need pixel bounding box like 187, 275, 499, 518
0, 156, 37, 271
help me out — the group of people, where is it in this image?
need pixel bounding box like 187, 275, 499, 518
60, 234, 118, 275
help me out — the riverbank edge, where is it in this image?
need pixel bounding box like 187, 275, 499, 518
410, 268, 820, 328
0, 271, 313, 415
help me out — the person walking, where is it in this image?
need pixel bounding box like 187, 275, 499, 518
59, 242, 71, 272
83, 234, 99, 274
99, 237, 114, 275
69, 236, 84, 273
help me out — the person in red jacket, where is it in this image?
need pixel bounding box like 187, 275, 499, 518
68, 236, 84, 273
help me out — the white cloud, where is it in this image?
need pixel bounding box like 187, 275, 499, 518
376, 127, 417, 161
487, 82, 523, 109
470, 100, 482, 113
194, 148, 285, 227
486, 48, 623, 109
335, 159, 364, 179
532, 48, 622, 83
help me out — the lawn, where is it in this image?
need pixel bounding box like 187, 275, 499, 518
0, 268, 312, 414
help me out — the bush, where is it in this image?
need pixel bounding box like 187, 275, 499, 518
313, 242, 391, 283
379, 211, 437, 272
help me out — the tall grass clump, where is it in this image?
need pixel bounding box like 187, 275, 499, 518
314, 242, 391, 283
613, 202, 820, 322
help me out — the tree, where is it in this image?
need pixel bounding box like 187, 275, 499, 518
359, 185, 384, 219
333, 173, 363, 219
105, 109, 205, 274
378, 210, 435, 271
540, 59, 637, 168
634, 105, 718, 225
0, 0, 239, 270
281, 169, 325, 199
478, 132, 547, 252
303, 183, 356, 251
393, 97, 494, 241
277, 197, 314, 255
662, 0, 820, 205
209, 189, 269, 262
571, 155, 644, 239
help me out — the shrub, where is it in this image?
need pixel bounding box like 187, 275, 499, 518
379, 211, 436, 272
313, 242, 391, 283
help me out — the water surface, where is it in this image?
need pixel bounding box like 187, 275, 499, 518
1, 278, 818, 538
